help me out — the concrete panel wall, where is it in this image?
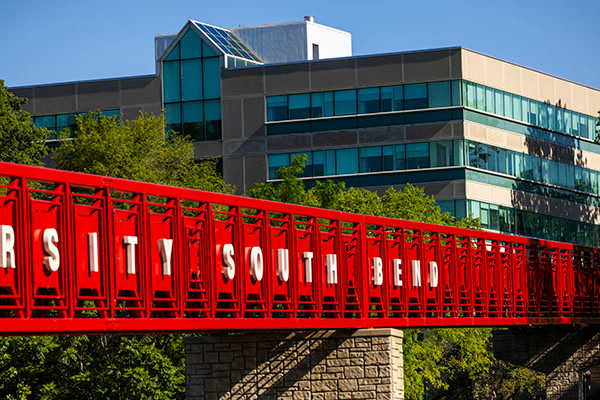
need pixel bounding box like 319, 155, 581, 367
9, 75, 161, 118
461, 49, 600, 116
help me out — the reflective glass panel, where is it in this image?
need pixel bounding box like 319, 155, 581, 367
165, 103, 181, 133
334, 90, 357, 116
204, 100, 221, 140
359, 146, 382, 172
181, 59, 203, 101
183, 101, 204, 140
427, 81, 451, 108
404, 83, 427, 110
180, 29, 203, 59
358, 88, 380, 114
289, 94, 310, 119
311, 92, 334, 118
395, 144, 406, 170
336, 148, 358, 174
203, 57, 221, 99
383, 145, 394, 170
267, 96, 288, 121
381, 86, 393, 112
393, 85, 404, 111
430, 140, 453, 167
163, 61, 181, 103
406, 142, 429, 169
291, 152, 312, 177
268, 154, 289, 179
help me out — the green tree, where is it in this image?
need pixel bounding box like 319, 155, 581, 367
54, 111, 234, 193
249, 154, 543, 400
0, 105, 234, 399
0, 80, 49, 165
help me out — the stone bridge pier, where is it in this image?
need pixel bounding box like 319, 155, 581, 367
493, 326, 600, 400
184, 328, 403, 400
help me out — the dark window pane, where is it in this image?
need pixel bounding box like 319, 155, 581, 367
267, 96, 288, 121
381, 87, 393, 112
289, 94, 311, 119
451, 80, 461, 106
183, 101, 204, 140
427, 81, 451, 108
334, 89, 357, 116
404, 83, 427, 110
430, 140, 453, 167
291, 152, 312, 177
406, 142, 429, 169
395, 144, 406, 170
393, 85, 403, 111
358, 88, 380, 114
383, 145, 394, 170
268, 154, 289, 179
311, 92, 334, 118
204, 100, 221, 140
359, 146, 382, 173
165, 103, 182, 133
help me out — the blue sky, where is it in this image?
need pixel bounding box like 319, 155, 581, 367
1, 0, 598, 89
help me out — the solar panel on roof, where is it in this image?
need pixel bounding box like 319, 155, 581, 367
192, 21, 262, 63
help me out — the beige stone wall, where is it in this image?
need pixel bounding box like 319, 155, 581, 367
185, 328, 404, 400
463, 120, 600, 172
465, 180, 600, 225
461, 49, 600, 116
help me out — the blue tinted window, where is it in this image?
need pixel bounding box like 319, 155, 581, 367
181, 59, 203, 101
427, 81, 451, 108
311, 92, 334, 118
464, 81, 476, 108
406, 142, 429, 169
404, 83, 427, 110
395, 144, 406, 170
163, 61, 180, 103
430, 141, 453, 167
485, 86, 494, 113
383, 145, 394, 170
475, 84, 485, 110
203, 41, 218, 57
204, 100, 221, 140
267, 96, 288, 121
56, 113, 77, 134
289, 94, 310, 119
494, 90, 503, 116
451, 80, 461, 106
203, 57, 221, 99
35, 115, 56, 131
359, 146, 382, 172
180, 29, 203, 59
183, 101, 204, 140
393, 85, 404, 111
165, 43, 180, 61
381, 87, 393, 112
268, 154, 289, 179
503, 93, 513, 119
165, 103, 181, 133
291, 152, 312, 177
358, 88, 380, 114
336, 148, 358, 174
334, 90, 357, 116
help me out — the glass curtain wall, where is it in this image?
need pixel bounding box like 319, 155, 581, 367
163, 28, 222, 141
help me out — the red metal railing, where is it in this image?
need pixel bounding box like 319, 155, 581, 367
0, 161, 598, 334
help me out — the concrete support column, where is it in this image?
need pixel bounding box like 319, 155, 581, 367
493, 326, 600, 400
185, 328, 403, 400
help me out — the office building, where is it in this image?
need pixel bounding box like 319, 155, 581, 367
8, 17, 600, 246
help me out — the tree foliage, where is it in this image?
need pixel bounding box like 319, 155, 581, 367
249, 154, 544, 400
0, 94, 234, 399
54, 111, 234, 193
0, 80, 49, 165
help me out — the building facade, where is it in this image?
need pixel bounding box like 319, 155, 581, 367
8, 18, 600, 247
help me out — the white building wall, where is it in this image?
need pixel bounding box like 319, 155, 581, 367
305, 21, 352, 61
232, 19, 351, 64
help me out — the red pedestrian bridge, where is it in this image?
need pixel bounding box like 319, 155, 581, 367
0, 162, 598, 334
